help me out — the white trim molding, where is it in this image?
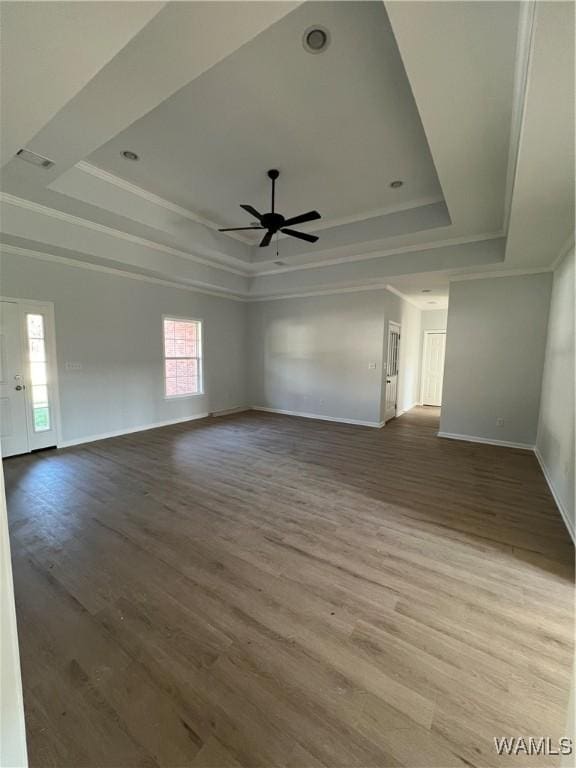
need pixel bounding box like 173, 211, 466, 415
437, 431, 535, 451
210, 406, 250, 417
449, 266, 553, 283
0, 244, 248, 302
58, 412, 210, 449
254, 232, 505, 276
534, 447, 575, 544
503, 0, 537, 233
77, 162, 444, 246
252, 406, 384, 429
551, 233, 575, 272
385, 284, 422, 309
0, 192, 248, 276
76, 161, 251, 243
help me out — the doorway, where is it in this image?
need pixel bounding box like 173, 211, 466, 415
384, 321, 401, 422
0, 299, 60, 457
421, 330, 446, 407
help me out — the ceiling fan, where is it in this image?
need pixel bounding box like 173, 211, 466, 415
218, 169, 321, 247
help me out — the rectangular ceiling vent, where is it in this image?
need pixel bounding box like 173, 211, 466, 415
16, 148, 54, 169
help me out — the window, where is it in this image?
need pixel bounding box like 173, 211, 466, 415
26, 313, 51, 431
163, 317, 202, 397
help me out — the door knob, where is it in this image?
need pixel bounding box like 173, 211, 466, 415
15, 384, 24, 391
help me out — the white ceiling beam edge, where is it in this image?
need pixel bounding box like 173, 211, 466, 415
1, 190, 509, 294
3, 2, 300, 191
385, 1, 526, 238
51, 161, 452, 269
504, 1, 575, 268
2, 240, 556, 307
0, 2, 166, 168
0, 195, 250, 296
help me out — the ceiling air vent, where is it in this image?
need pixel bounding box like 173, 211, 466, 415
16, 149, 54, 169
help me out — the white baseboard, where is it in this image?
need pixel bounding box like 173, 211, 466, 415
534, 447, 575, 544
58, 412, 210, 448
437, 431, 535, 451
251, 406, 384, 429
210, 406, 249, 417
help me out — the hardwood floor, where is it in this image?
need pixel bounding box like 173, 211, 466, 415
4, 407, 574, 768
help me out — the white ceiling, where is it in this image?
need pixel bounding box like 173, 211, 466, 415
0, 0, 573, 301
88, 1, 442, 239
0, 1, 164, 167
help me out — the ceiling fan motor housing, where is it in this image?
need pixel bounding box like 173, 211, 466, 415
261, 212, 285, 232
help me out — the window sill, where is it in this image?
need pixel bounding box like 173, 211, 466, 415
164, 392, 205, 400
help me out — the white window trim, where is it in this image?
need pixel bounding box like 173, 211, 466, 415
162, 314, 204, 399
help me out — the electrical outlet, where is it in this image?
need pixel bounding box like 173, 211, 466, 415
368, 362, 377, 370
496, 417, 504, 427
65, 362, 83, 371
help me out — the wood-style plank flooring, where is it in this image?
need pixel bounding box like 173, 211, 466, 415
5, 407, 574, 768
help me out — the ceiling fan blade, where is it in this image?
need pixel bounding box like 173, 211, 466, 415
218, 227, 263, 231
281, 228, 319, 243
240, 204, 263, 220
259, 230, 273, 247
282, 210, 321, 228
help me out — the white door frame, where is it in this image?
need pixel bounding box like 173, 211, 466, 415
384, 321, 401, 423
420, 330, 446, 407
1, 297, 62, 453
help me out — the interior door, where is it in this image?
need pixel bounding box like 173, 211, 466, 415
0, 302, 29, 457
384, 323, 401, 422
421, 331, 446, 406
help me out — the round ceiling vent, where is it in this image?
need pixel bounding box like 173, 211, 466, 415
390, 180, 404, 189
303, 26, 330, 54
121, 150, 140, 161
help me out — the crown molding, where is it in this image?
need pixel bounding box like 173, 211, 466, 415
0, 244, 249, 302
249, 282, 393, 302
273, 195, 446, 240
550, 233, 575, 271
384, 284, 423, 310
7, 241, 548, 306
77, 161, 444, 246
1, 191, 508, 282
0, 192, 250, 277
76, 161, 254, 246
503, 0, 537, 234
449, 266, 553, 283
254, 231, 505, 276
0, 243, 436, 305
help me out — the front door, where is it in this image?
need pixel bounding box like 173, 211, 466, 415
0, 300, 59, 457
421, 331, 446, 406
384, 322, 401, 422
0, 302, 29, 456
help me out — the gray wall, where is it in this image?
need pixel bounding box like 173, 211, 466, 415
249, 291, 388, 425
440, 273, 552, 446
421, 308, 448, 333
536, 247, 575, 537
1, 253, 249, 444
249, 289, 422, 426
